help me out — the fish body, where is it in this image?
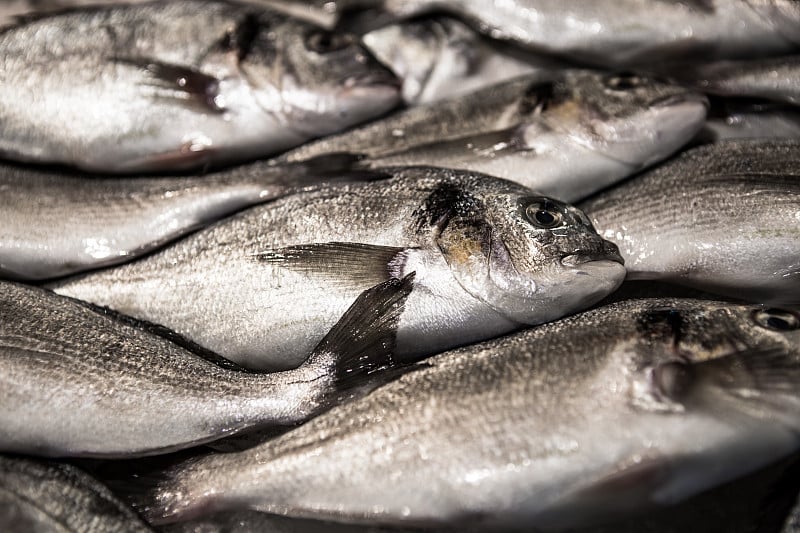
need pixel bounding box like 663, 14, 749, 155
142, 299, 800, 529
683, 55, 800, 105
283, 71, 707, 203
0, 0, 400, 172
363, 17, 555, 105
0, 277, 411, 457
0, 158, 359, 280
580, 140, 800, 305
698, 99, 800, 143
51, 167, 625, 370
0, 455, 152, 532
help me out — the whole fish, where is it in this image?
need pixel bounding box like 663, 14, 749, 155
0, 0, 400, 172
680, 55, 800, 105
282, 71, 708, 203
0, 276, 411, 457
579, 140, 800, 305
279, 0, 800, 67
0, 156, 362, 281
139, 298, 800, 529
362, 17, 557, 105
0, 455, 153, 532
50, 167, 625, 371
696, 99, 800, 143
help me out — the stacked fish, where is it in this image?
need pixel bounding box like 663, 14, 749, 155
0, 1, 799, 532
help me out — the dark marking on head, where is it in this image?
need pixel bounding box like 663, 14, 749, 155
519, 81, 555, 117
411, 182, 483, 234
221, 13, 262, 62
637, 308, 684, 348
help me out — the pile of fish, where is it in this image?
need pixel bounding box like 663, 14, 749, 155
0, 1, 799, 532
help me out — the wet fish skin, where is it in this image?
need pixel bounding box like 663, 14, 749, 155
51, 166, 625, 371
0, 455, 153, 532
0, 276, 412, 457
363, 17, 556, 105
579, 140, 800, 305
0, 0, 400, 172
278, 72, 708, 202
696, 98, 800, 143
0, 157, 363, 281
140, 299, 800, 529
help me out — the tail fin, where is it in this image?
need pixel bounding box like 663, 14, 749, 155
305, 273, 416, 393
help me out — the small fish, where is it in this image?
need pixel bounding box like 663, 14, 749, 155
679, 55, 800, 106
362, 16, 557, 105
0, 276, 412, 457
276, 0, 800, 67
695, 98, 800, 143
580, 140, 800, 305
0, 454, 152, 532
283, 71, 708, 203
0, 156, 365, 281
51, 166, 625, 371
0, 0, 400, 172
138, 299, 800, 529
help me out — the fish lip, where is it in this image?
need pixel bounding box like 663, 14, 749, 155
650, 92, 710, 110
561, 251, 624, 267
347, 70, 403, 90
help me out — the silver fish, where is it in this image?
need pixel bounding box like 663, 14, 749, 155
784, 494, 800, 533
279, 0, 800, 67
139, 299, 800, 529
0, 157, 362, 281
0, 455, 152, 532
0, 0, 400, 172
697, 99, 800, 143
580, 140, 800, 305
0, 276, 411, 457
682, 55, 800, 105
283, 71, 708, 203
362, 17, 557, 105
50, 166, 625, 371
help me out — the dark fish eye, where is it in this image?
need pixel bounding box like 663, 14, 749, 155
654, 361, 693, 400
305, 31, 353, 54
605, 71, 643, 91
752, 309, 800, 331
524, 199, 564, 229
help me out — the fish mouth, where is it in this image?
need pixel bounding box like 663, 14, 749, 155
561, 251, 625, 267
650, 91, 710, 110
346, 69, 403, 90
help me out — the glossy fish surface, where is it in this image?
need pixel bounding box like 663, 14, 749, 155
51, 167, 625, 371
140, 299, 800, 529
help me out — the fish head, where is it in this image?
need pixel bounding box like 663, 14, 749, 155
518, 71, 708, 169
234, 13, 401, 136
420, 176, 626, 324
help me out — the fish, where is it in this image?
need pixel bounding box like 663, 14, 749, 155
282, 71, 708, 203
580, 140, 800, 305
0, 275, 412, 457
362, 16, 557, 105
696, 98, 800, 143
678, 55, 800, 106
784, 494, 800, 533
0, 156, 363, 281
0, 455, 153, 532
276, 0, 800, 67
0, 0, 400, 172
50, 166, 625, 371
137, 298, 800, 529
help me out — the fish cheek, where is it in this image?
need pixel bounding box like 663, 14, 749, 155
435, 217, 494, 302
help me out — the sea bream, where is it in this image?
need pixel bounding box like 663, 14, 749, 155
0, 455, 153, 532
138, 299, 800, 529
0, 276, 412, 457
362, 16, 557, 105
275, 0, 800, 67
580, 140, 800, 305
280, 71, 708, 203
0, 0, 400, 172
50, 167, 625, 371
0, 156, 361, 281
695, 98, 800, 143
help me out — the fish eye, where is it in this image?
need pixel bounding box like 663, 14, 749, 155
523, 199, 564, 229
752, 309, 800, 331
653, 361, 694, 400
305, 31, 353, 54
605, 72, 644, 91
